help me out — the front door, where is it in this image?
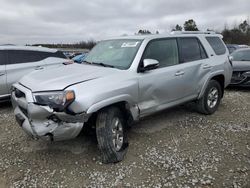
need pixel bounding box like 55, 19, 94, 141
138, 38, 185, 116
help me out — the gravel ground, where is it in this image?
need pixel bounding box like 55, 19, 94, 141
0, 89, 249, 188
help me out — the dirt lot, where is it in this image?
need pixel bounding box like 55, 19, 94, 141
0, 89, 249, 188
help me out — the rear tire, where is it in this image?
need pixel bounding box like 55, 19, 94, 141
196, 80, 222, 115
96, 107, 128, 163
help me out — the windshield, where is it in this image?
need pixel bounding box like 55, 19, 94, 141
232, 49, 250, 61
84, 39, 142, 69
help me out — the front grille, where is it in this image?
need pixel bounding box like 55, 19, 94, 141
231, 71, 246, 84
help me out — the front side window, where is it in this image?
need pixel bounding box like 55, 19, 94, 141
178, 37, 207, 63
206, 37, 226, 55
84, 39, 142, 70
8, 50, 43, 64
231, 49, 250, 61
0, 50, 8, 65
143, 38, 179, 68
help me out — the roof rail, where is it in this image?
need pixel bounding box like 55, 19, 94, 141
170, 31, 216, 35
0, 44, 16, 46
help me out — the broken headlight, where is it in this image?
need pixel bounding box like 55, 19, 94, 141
34, 90, 75, 111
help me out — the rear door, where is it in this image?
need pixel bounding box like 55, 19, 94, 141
177, 37, 210, 97
6, 50, 46, 91
0, 50, 8, 96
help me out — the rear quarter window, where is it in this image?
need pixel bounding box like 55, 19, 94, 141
39, 51, 67, 59
54, 51, 67, 58
206, 37, 226, 55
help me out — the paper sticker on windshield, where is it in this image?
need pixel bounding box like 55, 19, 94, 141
121, 42, 139, 48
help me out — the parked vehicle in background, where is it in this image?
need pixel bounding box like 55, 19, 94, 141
0, 46, 69, 101
226, 44, 240, 54
230, 48, 250, 86
63, 52, 72, 58
72, 53, 88, 64
12, 32, 232, 163
69, 52, 82, 59
238, 44, 249, 49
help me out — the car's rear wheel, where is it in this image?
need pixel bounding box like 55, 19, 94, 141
96, 106, 128, 163
196, 80, 222, 115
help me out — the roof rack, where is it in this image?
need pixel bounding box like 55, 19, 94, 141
170, 31, 216, 35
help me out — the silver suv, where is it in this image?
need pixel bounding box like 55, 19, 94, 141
12, 32, 232, 163
0, 45, 68, 101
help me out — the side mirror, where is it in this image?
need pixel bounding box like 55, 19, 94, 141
142, 59, 159, 72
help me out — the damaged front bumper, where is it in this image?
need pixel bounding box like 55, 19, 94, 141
11, 84, 86, 141
230, 71, 250, 87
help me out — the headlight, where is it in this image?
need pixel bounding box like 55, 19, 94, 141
34, 90, 75, 111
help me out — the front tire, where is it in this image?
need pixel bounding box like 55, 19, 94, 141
196, 80, 222, 115
96, 107, 128, 163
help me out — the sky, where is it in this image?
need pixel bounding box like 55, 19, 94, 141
0, 0, 249, 44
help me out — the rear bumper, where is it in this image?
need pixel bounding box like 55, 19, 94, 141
11, 83, 85, 141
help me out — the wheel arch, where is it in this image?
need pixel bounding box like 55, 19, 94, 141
86, 95, 139, 123
198, 73, 225, 99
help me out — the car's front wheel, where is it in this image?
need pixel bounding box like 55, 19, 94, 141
196, 80, 222, 115
96, 106, 128, 163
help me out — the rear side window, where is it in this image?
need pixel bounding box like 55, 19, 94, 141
143, 38, 179, 68
8, 50, 43, 64
178, 37, 207, 63
206, 37, 226, 55
40, 51, 66, 59
0, 50, 8, 65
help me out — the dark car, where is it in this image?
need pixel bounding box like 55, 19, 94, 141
230, 48, 250, 86
226, 44, 240, 54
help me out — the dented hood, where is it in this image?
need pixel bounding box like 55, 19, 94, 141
232, 60, 250, 71
19, 63, 119, 92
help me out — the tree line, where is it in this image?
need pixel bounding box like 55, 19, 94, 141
32, 40, 96, 50
222, 20, 250, 44
137, 19, 250, 45
33, 19, 250, 49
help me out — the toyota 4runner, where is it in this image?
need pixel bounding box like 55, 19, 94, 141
12, 32, 232, 163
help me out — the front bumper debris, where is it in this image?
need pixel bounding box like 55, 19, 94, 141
11, 83, 85, 141
230, 71, 250, 86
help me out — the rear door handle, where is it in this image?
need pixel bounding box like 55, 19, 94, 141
175, 71, 185, 76
0, 72, 5, 76
203, 64, 213, 69
35, 66, 44, 70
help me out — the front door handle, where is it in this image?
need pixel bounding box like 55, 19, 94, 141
175, 71, 185, 76
0, 72, 5, 76
35, 66, 44, 70
203, 64, 213, 69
